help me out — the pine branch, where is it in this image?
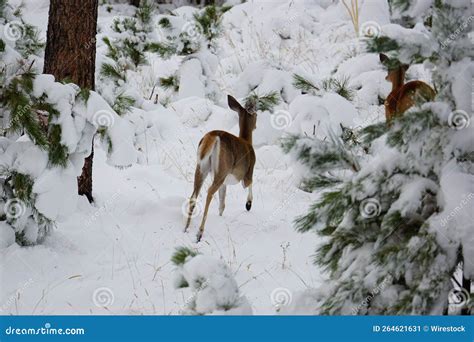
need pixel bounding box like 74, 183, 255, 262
292, 74, 319, 93
112, 94, 135, 115
159, 75, 179, 92
321, 77, 355, 101
100, 63, 125, 81
360, 122, 388, 145
171, 246, 199, 266
158, 17, 172, 29
244, 91, 280, 111
300, 174, 342, 192
144, 42, 177, 58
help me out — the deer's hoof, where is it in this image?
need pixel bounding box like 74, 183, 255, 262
196, 232, 202, 243
246, 201, 252, 211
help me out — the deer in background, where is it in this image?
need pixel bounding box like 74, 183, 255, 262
185, 95, 257, 242
380, 53, 436, 122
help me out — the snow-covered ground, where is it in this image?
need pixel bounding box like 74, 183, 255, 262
1, 145, 322, 314
0, 0, 428, 314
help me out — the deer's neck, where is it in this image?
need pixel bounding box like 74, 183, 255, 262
391, 70, 405, 92
239, 123, 253, 144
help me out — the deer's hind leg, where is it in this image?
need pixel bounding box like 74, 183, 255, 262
184, 164, 208, 232
197, 173, 226, 242
218, 185, 226, 216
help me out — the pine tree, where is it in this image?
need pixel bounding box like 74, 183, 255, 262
283, 0, 473, 314
43, 0, 99, 203
0, 2, 137, 246
98, 0, 157, 109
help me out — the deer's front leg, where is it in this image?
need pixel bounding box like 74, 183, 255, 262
242, 176, 253, 211
243, 159, 255, 212
246, 184, 253, 211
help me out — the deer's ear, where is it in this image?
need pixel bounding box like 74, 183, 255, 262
379, 53, 389, 64
228, 95, 245, 113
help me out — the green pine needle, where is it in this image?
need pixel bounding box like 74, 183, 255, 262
293, 74, 319, 93
158, 17, 172, 29
245, 91, 281, 112
366, 36, 400, 54
11, 172, 34, 202
48, 125, 68, 167
112, 94, 135, 115
100, 63, 125, 81
144, 42, 177, 58
321, 77, 355, 101
159, 75, 179, 92
171, 247, 199, 266
77, 88, 91, 102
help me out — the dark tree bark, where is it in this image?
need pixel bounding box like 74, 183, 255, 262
130, 0, 141, 7
44, 0, 98, 203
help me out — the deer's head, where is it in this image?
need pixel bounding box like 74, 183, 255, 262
380, 53, 409, 89
228, 95, 257, 143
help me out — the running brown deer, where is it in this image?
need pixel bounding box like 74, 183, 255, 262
185, 95, 257, 242
380, 53, 436, 122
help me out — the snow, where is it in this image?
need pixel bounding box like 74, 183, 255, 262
178, 59, 206, 100
177, 254, 252, 314
432, 159, 474, 278
33, 165, 79, 221
379, 23, 434, 62
288, 93, 359, 138
0, 222, 15, 249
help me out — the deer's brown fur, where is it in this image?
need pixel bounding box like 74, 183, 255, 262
380, 54, 436, 122
185, 95, 256, 242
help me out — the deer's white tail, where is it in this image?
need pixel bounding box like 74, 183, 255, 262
198, 135, 220, 175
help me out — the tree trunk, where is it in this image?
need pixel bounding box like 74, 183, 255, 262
44, 0, 98, 203
130, 0, 141, 7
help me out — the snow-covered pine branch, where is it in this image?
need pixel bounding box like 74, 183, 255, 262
283, 0, 474, 315
0, 8, 137, 246
171, 247, 252, 315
